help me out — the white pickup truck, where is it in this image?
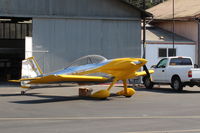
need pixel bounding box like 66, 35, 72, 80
143, 56, 200, 91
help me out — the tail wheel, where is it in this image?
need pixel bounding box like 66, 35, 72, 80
171, 77, 183, 91
143, 76, 154, 89
21, 91, 26, 95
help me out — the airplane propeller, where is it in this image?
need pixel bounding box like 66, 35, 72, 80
143, 65, 150, 78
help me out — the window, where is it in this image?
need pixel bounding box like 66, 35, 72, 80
158, 48, 167, 57
168, 48, 176, 57
170, 58, 192, 66
158, 48, 176, 57
156, 58, 168, 68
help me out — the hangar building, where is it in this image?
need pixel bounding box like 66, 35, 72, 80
0, 0, 150, 81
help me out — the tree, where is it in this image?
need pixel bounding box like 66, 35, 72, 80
124, 0, 167, 9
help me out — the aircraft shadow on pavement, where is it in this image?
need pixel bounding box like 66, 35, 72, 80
9, 93, 122, 104
0, 93, 39, 97
135, 87, 200, 94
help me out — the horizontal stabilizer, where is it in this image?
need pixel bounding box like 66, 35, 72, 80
9, 77, 41, 82
9, 80, 21, 83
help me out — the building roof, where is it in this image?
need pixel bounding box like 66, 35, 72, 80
144, 26, 195, 44
147, 0, 200, 20
0, 0, 152, 20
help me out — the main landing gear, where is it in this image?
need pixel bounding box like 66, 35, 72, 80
91, 79, 136, 99
116, 80, 136, 97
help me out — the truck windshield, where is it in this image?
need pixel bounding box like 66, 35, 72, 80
170, 58, 192, 65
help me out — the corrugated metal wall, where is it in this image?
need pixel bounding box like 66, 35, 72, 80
0, 0, 140, 19
33, 18, 141, 73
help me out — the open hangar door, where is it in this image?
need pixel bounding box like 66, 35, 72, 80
0, 17, 32, 82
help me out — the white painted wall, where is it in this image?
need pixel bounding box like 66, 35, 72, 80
25, 37, 33, 58
145, 44, 196, 68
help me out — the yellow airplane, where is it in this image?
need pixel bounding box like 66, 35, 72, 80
10, 55, 153, 99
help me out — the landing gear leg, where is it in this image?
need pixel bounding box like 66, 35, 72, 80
116, 80, 136, 97
20, 88, 32, 95
21, 89, 30, 95
107, 79, 118, 91
91, 79, 118, 99
123, 80, 128, 96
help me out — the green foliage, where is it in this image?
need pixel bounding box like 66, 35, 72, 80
124, 0, 167, 9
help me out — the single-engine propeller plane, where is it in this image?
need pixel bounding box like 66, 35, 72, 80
10, 55, 153, 99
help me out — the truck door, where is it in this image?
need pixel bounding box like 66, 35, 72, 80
152, 58, 168, 82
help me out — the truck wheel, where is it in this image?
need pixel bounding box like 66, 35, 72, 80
143, 76, 154, 89
171, 77, 183, 91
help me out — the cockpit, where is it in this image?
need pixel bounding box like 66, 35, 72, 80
45, 55, 109, 76
65, 55, 108, 69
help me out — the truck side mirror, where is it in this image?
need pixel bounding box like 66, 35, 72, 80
151, 65, 156, 68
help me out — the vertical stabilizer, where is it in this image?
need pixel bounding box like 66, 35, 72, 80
21, 57, 43, 88
21, 57, 43, 78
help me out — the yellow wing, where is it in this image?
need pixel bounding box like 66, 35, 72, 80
135, 70, 154, 77
25, 75, 109, 84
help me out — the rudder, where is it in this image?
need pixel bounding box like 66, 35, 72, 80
21, 57, 43, 88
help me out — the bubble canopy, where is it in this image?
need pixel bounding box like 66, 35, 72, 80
65, 55, 108, 69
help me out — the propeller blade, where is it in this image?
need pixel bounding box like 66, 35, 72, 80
143, 65, 150, 78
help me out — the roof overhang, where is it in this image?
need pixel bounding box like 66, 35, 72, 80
0, 17, 32, 23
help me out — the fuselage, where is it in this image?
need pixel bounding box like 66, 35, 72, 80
46, 58, 147, 80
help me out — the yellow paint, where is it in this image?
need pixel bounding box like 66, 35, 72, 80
21, 86, 31, 89
123, 80, 128, 95
116, 88, 136, 97
29, 75, 108, 84
77, 58, 148, 80
107, 78, 118, 91
32, 56, 43, 75
90, 90, 110, 99
135, 70, 154, 76
8, 80, 21, 83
